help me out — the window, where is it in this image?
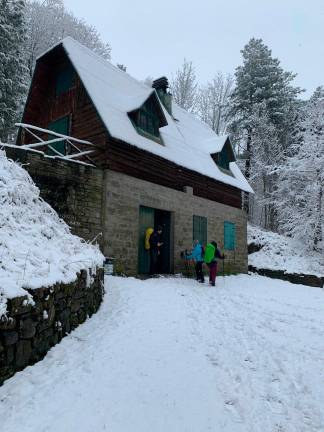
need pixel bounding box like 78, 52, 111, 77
193, 215, 207, 245
47, 116, 70, 156
128, 94, 167, 143
211, 139, 236, 174
56, 66, 73, 97
224, 221, 236, 250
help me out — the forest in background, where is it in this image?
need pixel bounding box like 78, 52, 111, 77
1, 0, 323, 258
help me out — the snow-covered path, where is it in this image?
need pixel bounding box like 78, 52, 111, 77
1, 275, 324, 432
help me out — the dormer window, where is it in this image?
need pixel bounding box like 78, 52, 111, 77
211, 138, 236, 175
128, 93, 167, 143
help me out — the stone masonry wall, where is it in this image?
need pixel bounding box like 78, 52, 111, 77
0, 267, 104, 386
102, 169, 248, 275
4, 148, 104, 247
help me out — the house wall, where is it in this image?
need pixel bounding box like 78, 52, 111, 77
102, 169, 248, 275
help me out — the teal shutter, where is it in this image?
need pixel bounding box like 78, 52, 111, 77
193, 216, 207, 245
56, 66, 73, 96
47, 116, 69, 156
224, 222, 236, 250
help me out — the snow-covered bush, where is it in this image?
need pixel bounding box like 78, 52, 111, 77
0, 150, 104, 316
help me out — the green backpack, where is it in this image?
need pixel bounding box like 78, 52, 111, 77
204, 243, 216, 264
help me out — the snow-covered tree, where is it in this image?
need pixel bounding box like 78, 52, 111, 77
25, 0, 111, 77
230, 38, 301, 181
197, 72, 233, 135
248, 103, 282, 229
277, 87, 324, 252
229, 38, 302, 218
0, 0, 28, 141
171, 59, 197, 112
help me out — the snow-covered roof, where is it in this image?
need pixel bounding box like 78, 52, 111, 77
39, 37, 253, 193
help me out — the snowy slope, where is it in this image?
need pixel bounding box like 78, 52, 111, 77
1, 275, 324, 431
248, 224, 324, 277
0, 151, 104, 317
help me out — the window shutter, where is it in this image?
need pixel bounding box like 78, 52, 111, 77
47, 116, 70, 156
193, 216, 207, 245
56, 66, 73, 97
224, 221, 236, 250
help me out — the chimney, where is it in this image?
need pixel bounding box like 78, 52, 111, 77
152, 76, 172, 116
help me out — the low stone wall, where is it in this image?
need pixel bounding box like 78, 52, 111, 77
0, 267, 104, 386
248, 265, 324, 288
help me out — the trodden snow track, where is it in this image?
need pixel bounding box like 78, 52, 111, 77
1, 275, 324, 432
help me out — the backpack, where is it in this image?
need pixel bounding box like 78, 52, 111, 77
144, 227, 154, 250
204, 243, 215, 264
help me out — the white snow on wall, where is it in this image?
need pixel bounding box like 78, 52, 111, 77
0, 151, 104, 317
40, 37, 253, 193
248, 224, 324, 277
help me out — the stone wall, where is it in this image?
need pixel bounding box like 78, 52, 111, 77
248, 265, 324, 288
102, 169, 248, 275
0, 267, 104, 386
4, 147, 104, 247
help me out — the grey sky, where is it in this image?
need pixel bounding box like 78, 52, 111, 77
64, 0, 324, 98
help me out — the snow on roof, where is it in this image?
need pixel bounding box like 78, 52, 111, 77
41, 37, 252, 193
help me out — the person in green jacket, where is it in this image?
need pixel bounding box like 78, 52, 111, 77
204, 241, 224, 286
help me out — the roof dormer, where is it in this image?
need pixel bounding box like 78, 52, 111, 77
128, 93, 167, 144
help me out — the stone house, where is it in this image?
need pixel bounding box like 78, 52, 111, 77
16, 37, 252, 275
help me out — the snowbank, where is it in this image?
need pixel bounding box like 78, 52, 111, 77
0, 150, 104, 316
248, 224, 324, 277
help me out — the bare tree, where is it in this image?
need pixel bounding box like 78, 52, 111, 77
197, 72, 234, 135
171, 59, 197, 112
25, 0, 111, 77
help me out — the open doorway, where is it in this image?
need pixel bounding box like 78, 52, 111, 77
138, 206, 173, 274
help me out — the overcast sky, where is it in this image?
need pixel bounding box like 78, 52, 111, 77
64, 0, 324, 98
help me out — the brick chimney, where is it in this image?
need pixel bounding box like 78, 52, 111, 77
152, 77, 172, 116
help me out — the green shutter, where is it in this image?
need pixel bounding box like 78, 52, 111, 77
47, 116, 69, 156
224, 221, 236, 250
193, 216, 207, 245
56, 66, 73, 96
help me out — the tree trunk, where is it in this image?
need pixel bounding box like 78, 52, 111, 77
243, 131, 252, 213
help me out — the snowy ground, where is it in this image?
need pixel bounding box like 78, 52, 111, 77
248, 224, 324, 277
1, 275, 324, 432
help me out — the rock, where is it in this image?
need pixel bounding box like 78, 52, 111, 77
2, 331, 19, 346
7, 296, 33, 316
20, 318, 37, 339
16, 340, 32, 368
0, 316, 17, 331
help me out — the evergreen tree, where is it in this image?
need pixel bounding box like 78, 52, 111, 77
230, 38, 301, 175
0, 0, 28, 142
230, 38, 302, 218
